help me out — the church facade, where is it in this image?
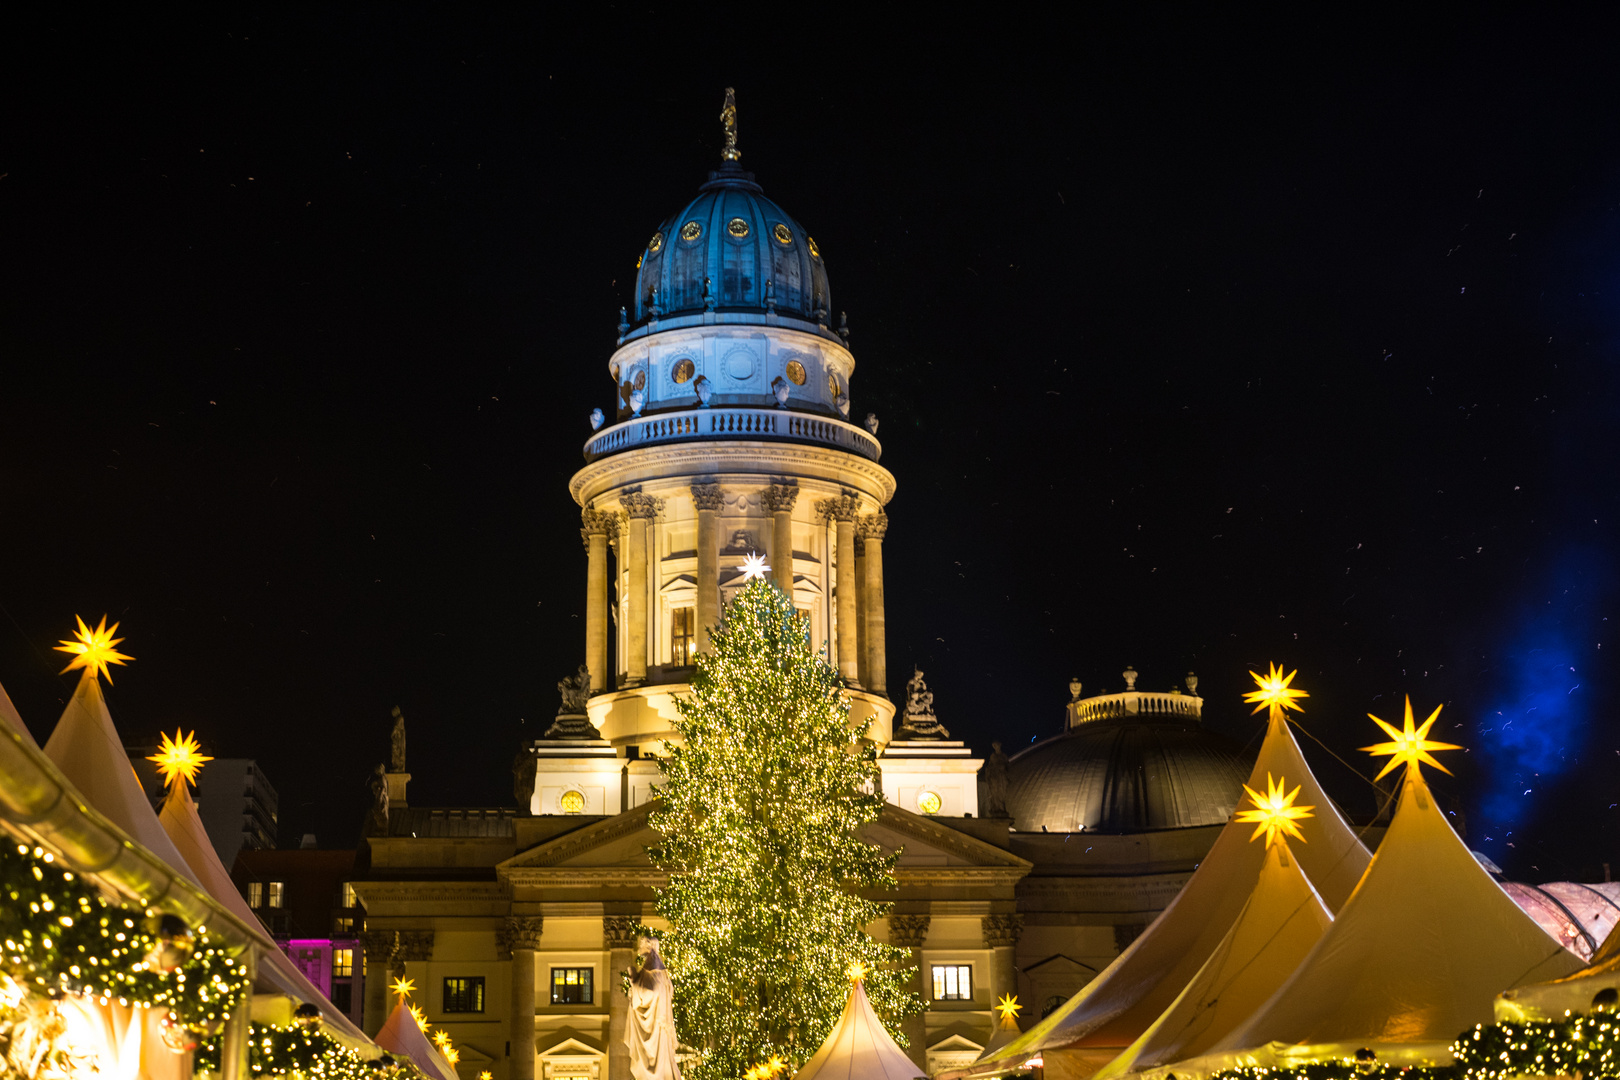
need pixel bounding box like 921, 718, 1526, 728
353, 102, 1253, 1080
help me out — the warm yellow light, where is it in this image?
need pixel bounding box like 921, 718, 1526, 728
147, 729, 213, 788
444, 1047, 460, 1067
995, 993, 1022, 1021
1362, 697, 1461, 781
846, 960, 868, 981
54, 615, 134, 684
433, 1030, 452, 1049
738, 552, 770, 582
479, 1073, 492, 1080
390, 976, 415, 1002
409, 1004, 428, 1030
1242, 663, 1308, 718
1234, 772, 1315, 848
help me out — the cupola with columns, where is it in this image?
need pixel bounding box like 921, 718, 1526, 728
570, 91, 898, 755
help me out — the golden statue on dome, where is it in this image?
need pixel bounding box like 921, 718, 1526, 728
720, 87, 740, 161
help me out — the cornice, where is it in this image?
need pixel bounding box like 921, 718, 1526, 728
892, 867, 1031, 887
571, 442, 896, 507
355, 882, 509, 903
505, 867, 669, 888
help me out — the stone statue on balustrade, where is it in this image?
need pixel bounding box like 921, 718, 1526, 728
983, 741, 1010, 818
896, 666, 950, 740
625, 936, 681, 1080
389, 706, 407, 772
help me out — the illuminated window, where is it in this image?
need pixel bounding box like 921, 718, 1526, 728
267, 882, 285, 908
932, 965, 972, 1001
559, 790, 585, 814
247, 882, 264, 907
332, 948, 354, 978
671, 607, 695, 666
340, 882, 359, 907
673, 358, 695, 384
916, 790, 943, 815
333, 916, 355, 934
443, 977, 485, 1013
551, 967, 594, 1005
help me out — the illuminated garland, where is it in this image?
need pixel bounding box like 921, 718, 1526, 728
195, 1021, 416, 1080
649, 580, 920, 1080
0, 840, 250, 1028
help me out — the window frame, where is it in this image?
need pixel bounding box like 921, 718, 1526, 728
247, 882, 264, 907
931, 963, 973, 1001
332, 947, 354, 978
550, 966, 594, 1006
442, 976, 486, 1014
266, 881, 285, 908
671, 607, 695, 667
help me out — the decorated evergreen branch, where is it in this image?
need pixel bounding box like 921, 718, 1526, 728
649, 579, 919, 1080
195, 1020, 416, 1080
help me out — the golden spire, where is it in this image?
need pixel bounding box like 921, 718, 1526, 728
1242, 662, 1308, 720
147, 729, 213, 788
720, 88, 740, 162
1234, 772, 1314, 848
55, 615, 134, 684
1362, 697, 1461, 781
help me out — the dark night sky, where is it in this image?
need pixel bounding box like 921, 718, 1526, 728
5, 8, 1620, 878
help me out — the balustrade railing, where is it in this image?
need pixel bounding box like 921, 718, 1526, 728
583, 407, 881, 462
1068, 691, 1203, 728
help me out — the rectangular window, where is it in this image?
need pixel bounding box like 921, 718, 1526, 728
267, 882, 285, 908
442, 977, 485, 1014
340, 882, 359, 907
333, 916, 355, 934
550, 967, 594, 1005
932, 965, 972, 1001
331, 981, 352, 1013
247, 882, 264, 907
671, 607, 695, 666
332, 948, 354, 978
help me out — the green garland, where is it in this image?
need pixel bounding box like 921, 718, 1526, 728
195, 1021, 413, 1080
0, 841, 251, 1027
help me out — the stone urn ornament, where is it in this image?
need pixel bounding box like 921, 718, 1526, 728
771, 376, 790, 408
590, 407, 605, 430
694, 375, 712, 406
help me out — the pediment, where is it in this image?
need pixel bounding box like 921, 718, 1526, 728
500, 804, 658, 872
928, 1032, 986, 1053
1021, 953, 1097, 977
538, 1028, 605, 1056
862, 806, 1033, 871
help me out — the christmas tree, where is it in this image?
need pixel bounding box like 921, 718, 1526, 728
649, 579, 917, 1080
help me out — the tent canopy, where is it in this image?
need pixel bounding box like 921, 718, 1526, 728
793, 976, 922, 1080
375, 998, 460, 1080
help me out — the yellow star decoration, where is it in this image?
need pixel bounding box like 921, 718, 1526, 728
1234, 773, 1315, 848
443, 1048, 460, 1067
55, 615, 135, 684
409, 1004, 429, 1031
996, 993, 1022, 1021
738, 552, 770, 582
1242, 663, 1308, 718
147, 729, 213, 788
846, 959, 868, 981
1362, 697, 1461, 781
390, 976, 415, 1002
479, 1073, 493, 1080
433, 1031, 452, 1049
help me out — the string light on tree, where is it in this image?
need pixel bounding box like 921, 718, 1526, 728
1362, 697, 1461, 780
1234, 773, 1315, 848
54, 615, 134, 683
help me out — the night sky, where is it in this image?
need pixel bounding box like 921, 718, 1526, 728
6, 9, 1620, 878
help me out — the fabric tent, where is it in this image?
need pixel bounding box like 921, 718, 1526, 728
158, 778, 374, 1047
1092, 837, 1332, 1079
793, 975, 923, 1080
1193, 767, 1584, 1072
43, 669, 200, 886
977, 713, 1370, 1074
375, 998, 460, 1080
0, 675, 36, 745
978, 1007, 1023, 1061
1496, 904, 1620, 1022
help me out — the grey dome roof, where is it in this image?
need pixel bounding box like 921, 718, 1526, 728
631, 164, 830, 325
1006, 718, 1253, 834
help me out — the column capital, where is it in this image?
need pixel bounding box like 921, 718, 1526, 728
623, 492, 664, 519
358, 930, 396, 964
889, 913, 931, 948
981, 913, 1024, 948
816, 490, 861, 523
760, 482, 800, 514
602, 915, 641, 949
858, 512, 889, 540
581, 507, 619, 550
503, 915, 544, 951
691, 482, 725, 511
394, 929, 435, 962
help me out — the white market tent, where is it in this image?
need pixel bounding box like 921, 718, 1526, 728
375, 997, 461, 1080
1093, 836, 1332, 1078
1192, 766, 1585, 1073
1497, 911, 1620, 1022
978, 1006, 1024, 1060
793, 975, 924, 1080
975, 711, 1370, 1077
158, 777, 375, 1047
0, 675, 37, 745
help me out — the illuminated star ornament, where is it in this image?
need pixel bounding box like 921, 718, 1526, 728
147, 730, 213, 788
432, 1031, 452, 1050
55, 615, 134, 684
996, 993, 1022, 1022
1234, 773, 1315, 848
738, 552, 770, 582
1362, 696, 1461, 780
1242, 663, 1308, 718
846, 959, 868, 982
390, 976, 415, 1003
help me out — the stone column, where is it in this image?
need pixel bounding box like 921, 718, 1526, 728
622, 493, 661, 686
982, 913, 1024, 1024
603, 916, 640, 1080
817, 492, 862, 686
505, 916, 544, 1080
581, 510, 616, 694
890, 914, 931, 1070
359, 930, 395, 1035
761, 483, 799, 595
860, 513, 889, 697
854, 534, 868, 689
692, 482, 724, 653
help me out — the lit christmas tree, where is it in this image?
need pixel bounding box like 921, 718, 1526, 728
649, 579, 918, 1080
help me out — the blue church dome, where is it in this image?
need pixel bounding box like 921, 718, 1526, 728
631, 164, 831, 326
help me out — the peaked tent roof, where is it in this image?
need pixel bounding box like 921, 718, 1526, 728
978, 714, 1370, 1067
793, 977, 922, 1080
1497, 944, 1620, 1023
1208, 767, 1584, 1063
158, 779, 372, 1046
375, 998, 459, 1080
0, 677, 36, 746
978, 1008, 1023, 1061
42, 670, 199, 887
1093, 838, 1332, 1078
